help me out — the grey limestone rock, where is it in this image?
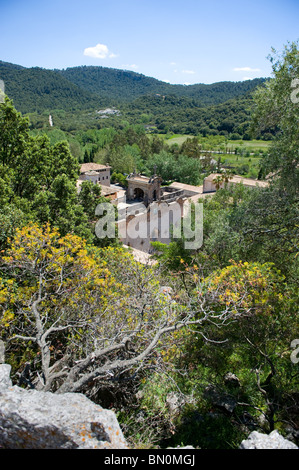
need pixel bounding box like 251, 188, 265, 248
240, 430, 298, 449
0, 364, 128, 449
204, 384, 237, 413
0, 364, 12, 388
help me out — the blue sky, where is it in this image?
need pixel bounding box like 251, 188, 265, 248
1, 0, 298, 84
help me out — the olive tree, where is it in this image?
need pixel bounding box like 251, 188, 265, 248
0, 223, 254, 398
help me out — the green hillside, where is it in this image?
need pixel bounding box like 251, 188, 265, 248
0, 61, 102, 113
59, 64, 266, 105
0, 60, 269, 138
123, 93, 256, 137
1, 60, 266, 110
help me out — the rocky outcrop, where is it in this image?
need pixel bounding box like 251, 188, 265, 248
2, 363, 297, 450
0, 364, 128, 449
240, 430, 298, 449
203, 384, 237, 414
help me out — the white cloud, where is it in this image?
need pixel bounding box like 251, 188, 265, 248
233, 67, 261, 72
182, 70, 196, 74
83, 43, 116, 59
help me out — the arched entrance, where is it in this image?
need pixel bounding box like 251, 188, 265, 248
126, 174, 162, 205
134, 187, 144, 201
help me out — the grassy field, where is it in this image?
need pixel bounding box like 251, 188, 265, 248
163, 133, 270, 150
218, 153, 261, 178
163, 134, 192, 146
160, 134, 270, 179
225, 139, 270, 152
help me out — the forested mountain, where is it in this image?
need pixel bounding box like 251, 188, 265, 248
124, 93, 255, 137
0, 61, 102, 113
0, 60, 266, 111
58, 65, 265, 105
0, 60, 272, 140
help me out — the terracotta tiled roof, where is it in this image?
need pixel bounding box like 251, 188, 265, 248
204, 173, 268, 187
80, 163, 111, 173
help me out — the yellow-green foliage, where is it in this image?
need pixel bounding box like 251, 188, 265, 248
0, 222, 182, 375
203, 260, 285, 314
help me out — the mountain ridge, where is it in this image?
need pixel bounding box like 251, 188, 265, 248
58, 64, 266, 105
0, 60, 267, 112
0, 60, 269, 138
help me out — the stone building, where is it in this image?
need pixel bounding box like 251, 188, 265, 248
80, 163, 111, 187
203, 173, 268, 193
126, 173, 163, 206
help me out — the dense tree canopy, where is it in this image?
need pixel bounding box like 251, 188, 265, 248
0, 60, 267, 138
252, 42, 299, 194
0, 97, 115, 245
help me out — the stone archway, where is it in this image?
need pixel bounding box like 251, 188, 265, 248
126, 174, 162, 206
134, 187, 144, 200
